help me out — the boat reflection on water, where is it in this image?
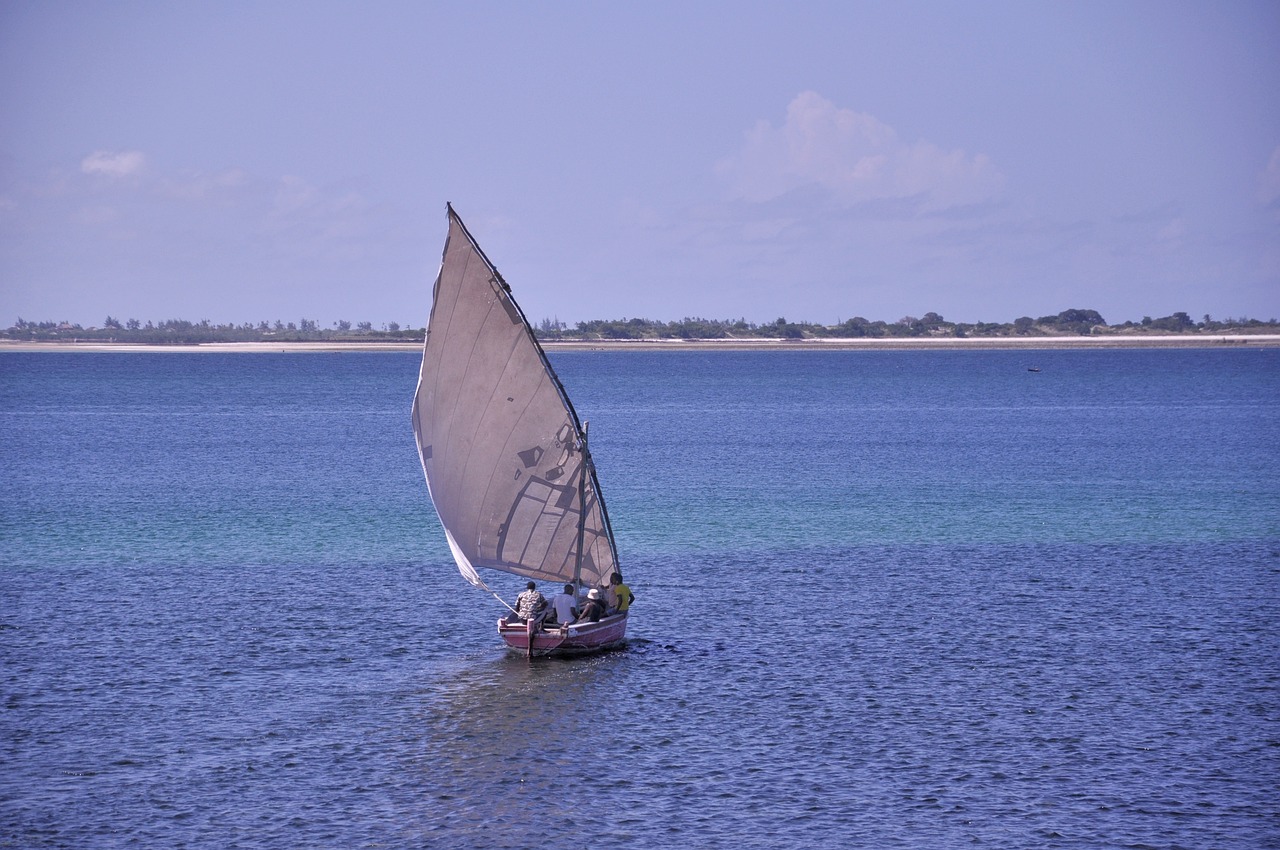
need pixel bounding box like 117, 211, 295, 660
402, 651, 631, 843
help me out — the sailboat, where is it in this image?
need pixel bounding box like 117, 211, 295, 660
411, 204, 628, 656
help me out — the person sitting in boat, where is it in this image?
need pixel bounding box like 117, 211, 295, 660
573, 588, 605, 623
608, 571, 634, 614
545, 583, 579, 626
503, 581, 547, 627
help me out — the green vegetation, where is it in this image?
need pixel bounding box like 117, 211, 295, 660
5, 309, 1278, 345
534, 310, 1279, 341
4, 317, 423, 344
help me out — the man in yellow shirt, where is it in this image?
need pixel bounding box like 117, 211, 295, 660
608, 572, 634, 613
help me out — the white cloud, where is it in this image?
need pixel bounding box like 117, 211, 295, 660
80, 150, 146, 178
72, 204, 121, 226
717, 91, 1003, 210
1259, 146, 1280, 206
1157, 218, 1186, 243
262, 175, 377, 260
272, 175, 321, 217
156, 168, 249, 201
268, 175, 365, 223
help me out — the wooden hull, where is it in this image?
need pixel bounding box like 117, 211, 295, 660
498, 612, 628, 656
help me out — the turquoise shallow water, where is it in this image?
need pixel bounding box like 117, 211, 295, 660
1, 348, 1278, 848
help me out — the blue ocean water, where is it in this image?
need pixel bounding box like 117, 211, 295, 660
1, 348, 1277, 848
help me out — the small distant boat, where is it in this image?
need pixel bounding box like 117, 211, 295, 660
1027, 367, 1041, 372
411, 205, 627, 656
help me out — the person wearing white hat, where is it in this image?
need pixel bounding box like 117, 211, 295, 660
574, 587, 605, 623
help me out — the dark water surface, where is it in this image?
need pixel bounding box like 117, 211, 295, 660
2, 349, 1278, 848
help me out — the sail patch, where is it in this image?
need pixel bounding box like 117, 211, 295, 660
517, 446, 543, 468
497, 476, 576, 567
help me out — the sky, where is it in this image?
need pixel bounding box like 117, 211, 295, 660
2, 0, 1278, 330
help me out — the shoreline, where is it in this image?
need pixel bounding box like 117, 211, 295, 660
1, 334, 1278, 353
540, 334, 1280, 351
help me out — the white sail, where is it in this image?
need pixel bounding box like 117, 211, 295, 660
412, 206, 619, 592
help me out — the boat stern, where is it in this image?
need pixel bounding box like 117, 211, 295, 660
498, 612, 628, 656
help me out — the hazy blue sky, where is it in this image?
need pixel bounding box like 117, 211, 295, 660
3, 0, 1278, 329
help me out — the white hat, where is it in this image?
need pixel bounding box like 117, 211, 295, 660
588, 588, 602, 600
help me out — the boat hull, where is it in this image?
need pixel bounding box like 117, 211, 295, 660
498, 612, 628, 656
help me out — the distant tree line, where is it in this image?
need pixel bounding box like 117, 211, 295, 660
4, 317, 423, 344
5, 309, 1277, 344
539, 309, 1278, 341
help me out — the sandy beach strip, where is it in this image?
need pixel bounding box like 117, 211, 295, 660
540, 334, 1280, 351
1, 335, 1278, 354
0, 341, 422, 354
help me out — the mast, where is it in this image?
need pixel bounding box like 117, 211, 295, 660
573, 424, 589, 589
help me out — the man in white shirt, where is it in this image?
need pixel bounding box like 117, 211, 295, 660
547, 583, 579, 626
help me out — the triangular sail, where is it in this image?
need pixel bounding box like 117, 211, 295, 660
412, 205, 619, 591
